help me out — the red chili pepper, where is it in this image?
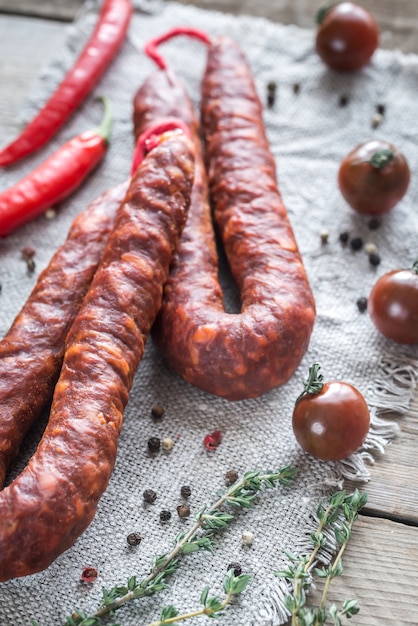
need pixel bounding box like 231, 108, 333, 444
0, 97, 112, 237
0, 0, 132, 166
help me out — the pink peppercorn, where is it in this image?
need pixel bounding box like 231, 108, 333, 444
203, 429, 222, 451
80, 566, 98, 583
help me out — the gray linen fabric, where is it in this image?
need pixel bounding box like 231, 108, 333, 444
0, 1, 417, 624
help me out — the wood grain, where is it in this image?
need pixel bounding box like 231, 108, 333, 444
0, 0, 83, 20
177, 0, 418, 53
353, 410, 418, 525
2, 0, 417, 52
0, 15, 67, 140
308, 516, 418, 626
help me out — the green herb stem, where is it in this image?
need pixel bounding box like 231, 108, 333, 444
148, 592, 232, 625
277, 489, 367, 626
68, 466, 296, 626
149, 570, 252, 625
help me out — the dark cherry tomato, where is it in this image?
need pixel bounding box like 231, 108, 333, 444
292, 363, 370, 461
338, 140, 410, 215
315, 2, 379, 72
368, 262, 418, 344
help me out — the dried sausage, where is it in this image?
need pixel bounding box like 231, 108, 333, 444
0, 129, 194, 581
0, 182, 127, 489
135, 34, 315, 401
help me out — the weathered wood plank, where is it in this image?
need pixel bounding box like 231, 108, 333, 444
0, 15, 67, 140
177, 0, 418, 53
0, 0, 83, 21
2, 0, 418, 53
347, 400, 418, 525
307, 516, 418, 626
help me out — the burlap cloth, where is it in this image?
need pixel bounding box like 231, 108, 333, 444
0, 1, 417, 624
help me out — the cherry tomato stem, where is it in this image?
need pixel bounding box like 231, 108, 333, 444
369, 149, 395, 169
295, 362, 325, 404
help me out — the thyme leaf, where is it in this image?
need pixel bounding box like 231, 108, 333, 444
65, 465, 296, 625
275, 488, 367, 626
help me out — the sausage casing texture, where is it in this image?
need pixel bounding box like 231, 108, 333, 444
133, 68, 221, 320
0, 182, 127, 489
0, 132, 194, 581
134, 37, 316, 401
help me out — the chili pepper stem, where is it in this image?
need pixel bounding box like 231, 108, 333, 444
94, 96, 112, 143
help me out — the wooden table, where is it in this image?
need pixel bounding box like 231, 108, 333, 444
0, 2, 417, 625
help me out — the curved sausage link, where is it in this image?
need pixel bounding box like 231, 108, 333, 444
133, 68, 222, 320
134, 37, 316, 401
0, 182, 128, 489
0, 132, 194, 581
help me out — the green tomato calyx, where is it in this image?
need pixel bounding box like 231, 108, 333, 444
295, 362, 325, 405
315, 3, 338, 25
370, 149, 395, 169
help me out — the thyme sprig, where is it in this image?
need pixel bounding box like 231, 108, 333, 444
66, 465, 296, 625
148, 569, 252, 625
276, 489, 368, 626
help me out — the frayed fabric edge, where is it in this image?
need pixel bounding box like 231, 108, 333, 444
257, 346, 418, 626
366, 349, 418, 415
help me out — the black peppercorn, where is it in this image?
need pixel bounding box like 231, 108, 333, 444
350, 237, 363, 251
151, 403, 165, 419
339, 231, 349, 245
356, 297, 368, 313
160, 509, 171, 522
148, 436, 161, 453
266, 81, 277, 108
26, 258, 36, 273
292, 82, 300, 95
143, 488, 157, 504
177, 503, 191, 518
127, 532, 142, 546
368, 218, 380, 230
369, 252, 381, 266
376, 103, 385, 116
180, 485, 191, 498
227, 562, 242, 576
224, 469, 239, 485
339, 94, 349, 107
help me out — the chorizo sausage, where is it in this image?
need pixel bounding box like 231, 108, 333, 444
0, 182, 127, 489
135, 33, 316, 401
133, 67, 221, 324
0, 129, 194, 581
